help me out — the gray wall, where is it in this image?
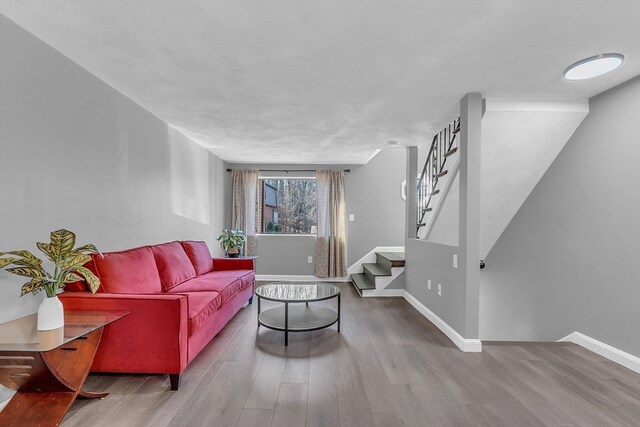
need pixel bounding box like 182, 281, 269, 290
345, 148, 406, 265
405, 239, 467, 333
229, 148, 406, 275
255, 235, 316, 275
0, 15, 228, 326
480, 77, 640, 357
404, 94, 483, 339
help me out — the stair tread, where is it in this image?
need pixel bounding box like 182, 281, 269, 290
350, 273, 375, 290
376, 252, 405, 262
375, 252, 405, 268
363, 263, 390, 277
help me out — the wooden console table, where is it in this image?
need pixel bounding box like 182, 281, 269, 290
0, 310, 128, 427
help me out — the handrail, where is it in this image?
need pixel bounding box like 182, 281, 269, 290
416, 117, 460, 234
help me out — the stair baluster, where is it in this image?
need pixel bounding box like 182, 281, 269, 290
416, 117, 460, 235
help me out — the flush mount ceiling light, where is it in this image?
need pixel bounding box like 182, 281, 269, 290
564, 53, 624, 80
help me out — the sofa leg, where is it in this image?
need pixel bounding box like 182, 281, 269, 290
248, 296, 253, 305
169, 374, 181, 391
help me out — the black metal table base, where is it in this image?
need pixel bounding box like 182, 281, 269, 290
257, 294, 341, 346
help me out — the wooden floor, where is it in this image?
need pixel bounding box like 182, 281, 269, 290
63, 282, 640, 427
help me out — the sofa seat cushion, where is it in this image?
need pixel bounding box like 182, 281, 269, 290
179, 291, 223, 337
168, 270, 253, 305
181, 241, 214, 276
205, 270, 255, 289
93, 246, 162, 294
151, 242, 197, 291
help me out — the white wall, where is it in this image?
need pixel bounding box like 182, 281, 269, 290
0, 15, 227, 326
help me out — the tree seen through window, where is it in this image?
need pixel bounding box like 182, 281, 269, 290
260, 179, 317, 234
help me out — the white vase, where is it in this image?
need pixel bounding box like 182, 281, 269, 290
37, 295, 64, 331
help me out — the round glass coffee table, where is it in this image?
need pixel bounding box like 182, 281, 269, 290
255, 282, 340, 346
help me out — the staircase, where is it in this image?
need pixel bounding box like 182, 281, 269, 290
350, 252, 405, 297
415, 99, 589, 259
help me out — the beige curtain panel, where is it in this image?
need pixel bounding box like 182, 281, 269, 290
231, 170, 258, 256
315, 170, 347, 278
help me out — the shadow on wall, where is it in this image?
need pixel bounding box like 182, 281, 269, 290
169, 126, 210, 225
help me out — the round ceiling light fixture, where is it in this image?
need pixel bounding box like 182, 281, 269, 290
564, 53, 624, 80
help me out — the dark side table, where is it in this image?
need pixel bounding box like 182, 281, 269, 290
0, 310, 128, 427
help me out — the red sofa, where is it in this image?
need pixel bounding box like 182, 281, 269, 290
59, 240, 255, 390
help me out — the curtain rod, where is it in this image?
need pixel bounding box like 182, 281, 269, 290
226, 168, 350, 173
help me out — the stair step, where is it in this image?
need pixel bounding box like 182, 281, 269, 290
350, 273, 375, 292
422, 207, 433, 213
444, 147, 458, 158
376, 252, 405, 268
363, 263, 390, 277
436, 170, 448, 178
428, 189, 440, 196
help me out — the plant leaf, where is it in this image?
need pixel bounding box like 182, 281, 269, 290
76, 266, 101, 293
61, 252, 91, 270
11, 258, 42, 268
63, 272, 83, 283
50, 229, 76, 259
0, 250, 43, 267
20, 277, 46, 296
74, 244, 99, 254
0, 258, 18, 268
7, 266, 46, 278
36, 241, 58, 263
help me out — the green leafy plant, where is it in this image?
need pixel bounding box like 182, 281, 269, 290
216, 229, 246, 255
0, 229, 101, 297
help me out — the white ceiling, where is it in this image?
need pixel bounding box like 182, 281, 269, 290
1, 1, 638, 164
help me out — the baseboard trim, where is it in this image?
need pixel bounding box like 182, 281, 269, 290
558, 332, 640, 374
255, 274, 348, 283
361, 289, 405, 298
403, 290, 482, 352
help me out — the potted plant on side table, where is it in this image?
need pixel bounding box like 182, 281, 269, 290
0, 229, 101, 330
217, 229, 246, 258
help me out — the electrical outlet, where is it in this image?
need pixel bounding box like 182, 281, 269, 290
437, 283, 442, 296
427, 279, 431, 290
349, 214, 355, 221
307, 256, 313, 263
453, 254, 458, 269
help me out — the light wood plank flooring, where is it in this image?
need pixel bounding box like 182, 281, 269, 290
63, 282, 640, 426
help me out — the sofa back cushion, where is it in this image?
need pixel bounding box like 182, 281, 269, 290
181, 241, 214, 276
93, 246, 162, 294
151, 241, 197, 291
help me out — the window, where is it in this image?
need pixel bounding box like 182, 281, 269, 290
259, 179, 317, 234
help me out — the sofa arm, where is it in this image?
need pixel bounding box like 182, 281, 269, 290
59, 292, 189, 375
212, 257, 256, 271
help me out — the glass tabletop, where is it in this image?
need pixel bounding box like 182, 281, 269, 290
255, 282, 340, 302
0, 310, 129, 352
